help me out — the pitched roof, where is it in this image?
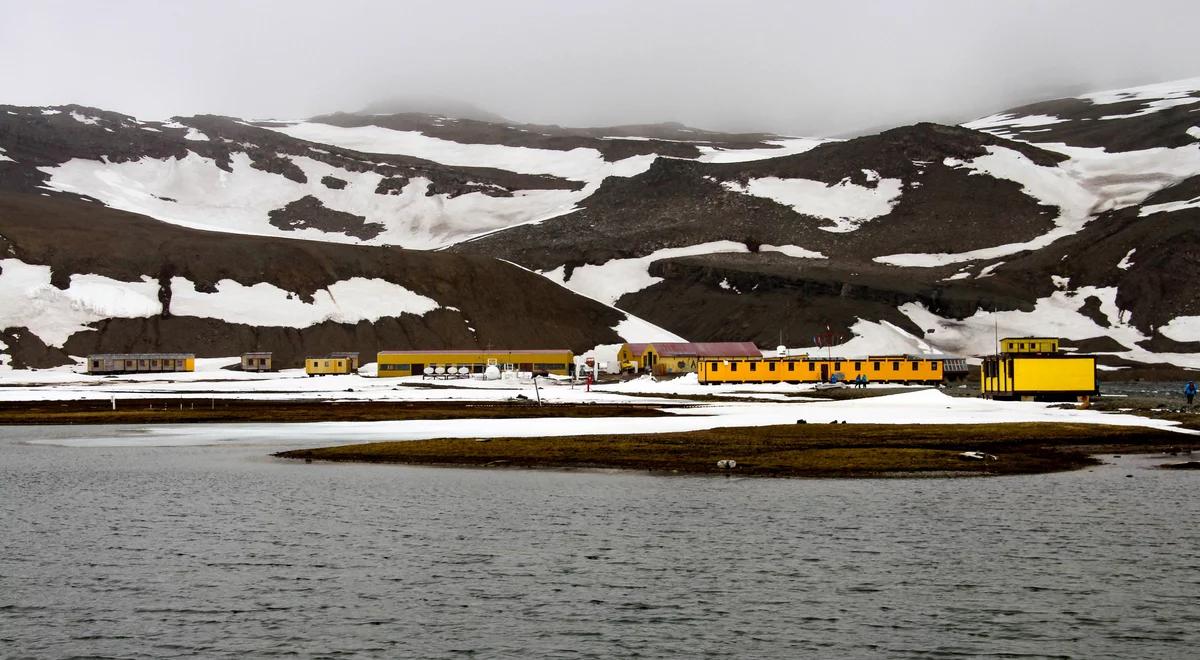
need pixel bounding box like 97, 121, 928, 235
628, 342, 762, 358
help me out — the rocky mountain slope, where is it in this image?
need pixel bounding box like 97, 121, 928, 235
1, 78, 1198, 373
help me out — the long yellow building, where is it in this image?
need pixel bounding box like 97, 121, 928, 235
699, 355, 945, 384
377, 349, 573, 378
981, 337, 1096, 401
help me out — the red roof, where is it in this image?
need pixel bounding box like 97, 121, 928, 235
626, 342, 761, 358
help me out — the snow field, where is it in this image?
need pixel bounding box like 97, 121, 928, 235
694, 137, 829, 163
722, 170, 903, 233
540, 241, 750, 307
0, 258, 442, 348
19, 387, 1190, 448
39, 152, 590, 249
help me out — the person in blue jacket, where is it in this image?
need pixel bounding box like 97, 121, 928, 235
1185, 381, 1197, 405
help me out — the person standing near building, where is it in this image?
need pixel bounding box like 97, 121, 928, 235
1185, 381, 1197, 405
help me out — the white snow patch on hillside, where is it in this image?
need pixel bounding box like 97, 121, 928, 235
1117, 249, 1136, 270
39, 152, 586, 249
0, 259, 161, 347
1159, 316, 1200, 342
1140, 194, 1200, 216
898, 284, 1145, 357
722, 175, 903, 233
695, 138, 829, 163
262, 121, 656, 184
789, 319, 934, 358
612, 313, 687, 343
68, 112, 101, 126
760, 244, 827, 259
963, 113, 1067, 132
541, 241, 749, 306
169, 277, 439, 327
1189, 126, 1200, 140
1081, 77, 1200, 105
893, 141, 1200, 266
0, 147, 13, 163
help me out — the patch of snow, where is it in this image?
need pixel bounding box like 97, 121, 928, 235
963, 113, 1068, 132
1140, 194, 1200, 216
1117, 249, 1136, 270
722, 175, 903, 233
68, 111, 101, 126
976, 261, 1005, 279
899, 284, 1146, 357
694, 138, 829, 163
1159, 316, 1200, 342
261, 120, 656, 185
40, 109, 61, 116
169, 276, 439, 327
942, 271, 971, 281
1189, 126, 1200, 140
759, 244, 827, 259
789, 318, 935, 358
540, 241, 749, 306
717, 278, 734, 292
611, 313, 687, 342
38, 152, 588, 249
1052, 275, 1071, 289
0, 147, 13, 163
0, 259, 161, 347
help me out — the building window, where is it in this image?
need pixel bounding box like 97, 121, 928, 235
911, 361, 918, 370
788, 362, 795, 371
808, 362, 815, 371
892, 362, 899, 371
873, 361, 880, 370
932, 362, 939, 370
854, 361, 862, 370
768, 362, 775, 372
749, 362, 757, 372
834, 362, 842, 371
730, 362, 738, 372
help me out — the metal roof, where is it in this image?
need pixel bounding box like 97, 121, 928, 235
242, 352, 272, 356
88, 353, 194, 359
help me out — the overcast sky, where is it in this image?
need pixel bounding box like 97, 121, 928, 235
2, 0, 1198, 136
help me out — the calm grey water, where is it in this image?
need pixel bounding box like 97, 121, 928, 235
1, 427, 1198, 659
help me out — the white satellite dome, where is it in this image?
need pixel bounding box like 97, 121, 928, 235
423, 366, 434, 375
484, 365, 501, 381
776, 345, 788, 358
435, 366, 446, 375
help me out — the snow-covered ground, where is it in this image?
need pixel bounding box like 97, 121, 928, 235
14, 386, 1189, 448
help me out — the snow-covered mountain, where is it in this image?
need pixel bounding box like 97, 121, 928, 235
1, 78, 1198, 373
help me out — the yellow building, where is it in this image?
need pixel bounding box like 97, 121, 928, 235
982, 338, 1096, 401
1000, 337, 1059, 354
86, 353, 195, 375
376, 349, 574, 378
617, 342, 762, 375
699, 355, 945, 384
305, 356, 355, 376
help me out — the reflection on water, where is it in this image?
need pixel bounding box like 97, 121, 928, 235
1, 429, 1198, 658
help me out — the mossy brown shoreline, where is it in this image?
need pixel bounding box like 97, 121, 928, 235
0, 399, 672, 425
275, 422, 1195, 478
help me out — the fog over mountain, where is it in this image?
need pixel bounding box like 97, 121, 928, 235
2, 0, 1199, 135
